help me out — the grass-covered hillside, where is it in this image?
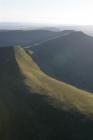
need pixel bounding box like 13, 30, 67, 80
31, 31, 93, 92
0, 30, 69, 47
0, 30, 57, 46
1, 46, 93, 140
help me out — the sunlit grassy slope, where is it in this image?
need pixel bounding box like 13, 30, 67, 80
15, 47, 93, 117
1, 46, 93, 140
31, 31, 93, 92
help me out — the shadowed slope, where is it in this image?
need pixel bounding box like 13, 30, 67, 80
31, 31, 93, 92
0, 30, 67, 47
16, 47, 93, 116
1, 47, 93, 140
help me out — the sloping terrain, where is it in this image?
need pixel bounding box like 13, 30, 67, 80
31, 31, 93, 92
0, 30, 71, 47
0, 30, 58, 46
1, 46, 93, 140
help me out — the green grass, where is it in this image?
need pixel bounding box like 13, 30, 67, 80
15, 47, 93, 117
1, 46, 93, 140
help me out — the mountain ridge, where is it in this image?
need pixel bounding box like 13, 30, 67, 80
1, 46, 93, 139
31, 31, 93, 92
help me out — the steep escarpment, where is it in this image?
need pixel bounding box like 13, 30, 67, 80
31, 31, 93, 92
0, 46, 93, 140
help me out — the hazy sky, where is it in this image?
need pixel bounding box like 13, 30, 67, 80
0, 0, 93, 25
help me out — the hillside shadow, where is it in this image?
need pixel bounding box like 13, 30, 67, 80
0, 47, 93, 140
31, 33, 93, 93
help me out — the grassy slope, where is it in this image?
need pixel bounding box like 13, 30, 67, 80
1, 46, 93, 140
31, 31, 93, 92
15, 47, 93, 117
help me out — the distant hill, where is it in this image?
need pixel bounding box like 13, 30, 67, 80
31, 31, 93, 92
0, 30, 51, 46
0, 30, 63, 47
0, 29, 75, 47
1, 46, 93, 139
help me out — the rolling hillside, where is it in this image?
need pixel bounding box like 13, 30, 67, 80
31, 31, 93, 92
1, 46, 93, 139
0, 30, 58, 46
0, 29, 69, 47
